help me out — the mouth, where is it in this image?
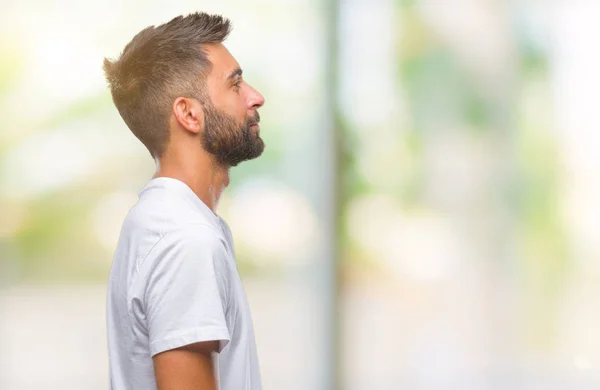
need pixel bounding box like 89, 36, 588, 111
249, 112, 260, 129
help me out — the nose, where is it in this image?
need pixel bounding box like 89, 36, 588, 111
246, 85, 265, 110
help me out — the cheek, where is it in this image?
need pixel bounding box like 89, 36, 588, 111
225, 94, 248, 120
212, 86, 246, 116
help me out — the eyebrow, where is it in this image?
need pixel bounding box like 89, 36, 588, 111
227, 67, 243, 80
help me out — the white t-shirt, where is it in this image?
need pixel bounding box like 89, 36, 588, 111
107, 177, 262, 390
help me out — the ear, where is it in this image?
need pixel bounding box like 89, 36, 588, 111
172, 97, 204, 134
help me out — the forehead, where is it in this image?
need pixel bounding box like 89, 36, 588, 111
204, 43, 240, 79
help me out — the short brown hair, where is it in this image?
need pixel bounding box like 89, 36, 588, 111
103, 12, 231, 158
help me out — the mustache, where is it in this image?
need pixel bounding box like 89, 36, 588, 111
247, 112, 260, 126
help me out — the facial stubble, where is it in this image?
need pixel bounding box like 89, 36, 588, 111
201, 102, 264, 167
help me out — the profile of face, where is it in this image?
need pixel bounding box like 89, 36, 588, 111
200, 43, 265, 167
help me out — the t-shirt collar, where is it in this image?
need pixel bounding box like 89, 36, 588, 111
139, 176, 222, 227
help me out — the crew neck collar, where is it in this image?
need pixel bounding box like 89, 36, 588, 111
140, 177, 222, 227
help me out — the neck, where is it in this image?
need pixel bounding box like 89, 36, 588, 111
153, 149, 230, 213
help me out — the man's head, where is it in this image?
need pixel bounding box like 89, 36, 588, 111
103, 12, 265, 167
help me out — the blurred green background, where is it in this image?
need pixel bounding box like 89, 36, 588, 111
2, 0, 600, 389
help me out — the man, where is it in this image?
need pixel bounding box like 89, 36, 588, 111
103, 12, 265, 390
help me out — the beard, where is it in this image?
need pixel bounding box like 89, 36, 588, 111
201, 101, 265, 167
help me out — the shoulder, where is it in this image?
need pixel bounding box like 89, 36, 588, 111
155, 223, 228, 259
134, 223, 231, 294
124, 192, 221, 240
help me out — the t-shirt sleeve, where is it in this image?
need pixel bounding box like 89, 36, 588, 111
142, 225, 231, 357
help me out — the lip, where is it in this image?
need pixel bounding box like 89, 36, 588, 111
250, 124, 260, 129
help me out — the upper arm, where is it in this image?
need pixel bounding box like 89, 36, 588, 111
153, 340, 220, 390
143, 225, 231, 357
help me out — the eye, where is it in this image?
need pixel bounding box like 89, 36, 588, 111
233, 80, 242, 91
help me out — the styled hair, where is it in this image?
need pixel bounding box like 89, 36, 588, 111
103, 12, 231, 158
